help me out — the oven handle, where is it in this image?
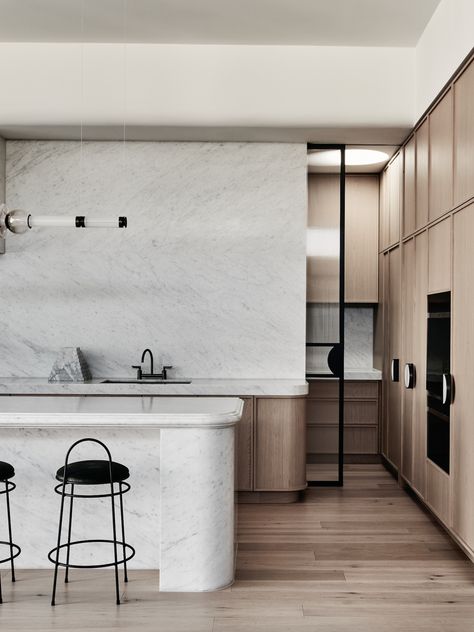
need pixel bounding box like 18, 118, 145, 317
442, 373, 454, 405
391, 358, 399, 383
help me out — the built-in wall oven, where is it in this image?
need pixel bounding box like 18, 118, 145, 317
426, 292, 452, 474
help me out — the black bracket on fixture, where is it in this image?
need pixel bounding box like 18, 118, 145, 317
75, 216, 86, 228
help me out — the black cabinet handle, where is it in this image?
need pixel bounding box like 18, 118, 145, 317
442, 373, 454, 405
391, 358, 399, 382
404, 363, 416, 389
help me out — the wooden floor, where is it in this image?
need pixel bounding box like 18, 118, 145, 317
1, 465, 474, 631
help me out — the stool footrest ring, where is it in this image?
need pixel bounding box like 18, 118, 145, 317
0, 541, 21, 565
53, 482, 131, 499
48, 539, 135, 569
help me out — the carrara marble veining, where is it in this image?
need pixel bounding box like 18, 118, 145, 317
0, 396, 241, 591
2, 141, 307, 380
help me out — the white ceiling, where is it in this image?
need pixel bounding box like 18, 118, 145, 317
0, 0, 442, 46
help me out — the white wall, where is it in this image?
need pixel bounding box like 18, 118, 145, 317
415, 0, 474, 118
2, 140, 307, 379
0, 43, 414, 142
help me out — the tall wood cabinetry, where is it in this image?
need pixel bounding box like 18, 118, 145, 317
381, 246, 401, 469
380, 54, 474, 559
452, 203, 474, 552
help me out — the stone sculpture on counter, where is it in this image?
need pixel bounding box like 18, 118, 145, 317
48, 347, 92, 382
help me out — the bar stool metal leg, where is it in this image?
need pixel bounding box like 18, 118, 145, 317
109, 478, 120, 605
51, 480, 67, 606
119, 482, 128, 583
5, 481, 15, 582
64, 484, 74, 583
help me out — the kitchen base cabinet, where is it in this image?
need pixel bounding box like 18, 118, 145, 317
235, 395, 307, 500
254, 397, 307, 492
235, 397, 254, 491
306, 380, 380, 460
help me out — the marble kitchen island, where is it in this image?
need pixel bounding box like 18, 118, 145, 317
0, 396, 243, 592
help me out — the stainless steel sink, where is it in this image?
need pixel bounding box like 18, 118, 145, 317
101, 378, 192, 384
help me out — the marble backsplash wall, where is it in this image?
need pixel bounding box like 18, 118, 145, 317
345, 307, 374, 369
1, 141, 307, 378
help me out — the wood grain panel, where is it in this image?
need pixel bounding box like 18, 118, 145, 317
235, 397, 254, 491
454, 59, 474, 206
308, 380, 378, 399
379, 169, 390, 251
412, 230, 428, 498
428, 217, 451, 293
307, 425, 378, 455
452, 203, 474, 550
416, 119, 429, 230
345, 175, 379, 302
388, 153, 402, 247
401, 238, 415, 484
255, 398, 306, 491
307, 400, 378, 426
387, 246, 402, 468
403, 136, 416, 238
429, 90, 454, 221
426, 459, 451, 527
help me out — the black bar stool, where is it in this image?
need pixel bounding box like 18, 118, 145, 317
48, 439, 135, 606
0, 461, 21, 604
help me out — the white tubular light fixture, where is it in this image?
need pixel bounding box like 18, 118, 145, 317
0, 205, 127, 240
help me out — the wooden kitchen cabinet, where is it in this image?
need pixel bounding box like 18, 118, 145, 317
254, 397, 306, 492
307, 380, 380, 457
380, 152, 402, 250
308, 174, 379, 303
235, 397, 254, 491
428, 217, 451, 294
452, 202, 474, 552
381, 246, 402, 469
412, 230, 428, 498
416, 119, 430, 230
401, 238, 415, 484
454, 59, 474, 207
345, 175, 379, 302
403, 136, 416, 238
429, 89, 454, 222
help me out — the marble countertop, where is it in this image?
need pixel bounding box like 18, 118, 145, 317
0, 377, 309, 396
0, 395, 243, 428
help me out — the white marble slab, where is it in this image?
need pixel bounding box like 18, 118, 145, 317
3, 141, 307, 380
0, 396, 241, 591
0, 377, 308, 396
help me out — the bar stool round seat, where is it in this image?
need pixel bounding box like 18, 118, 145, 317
0, 462, 15, 481
0, 460, 20, 604
56, 460, 130, 486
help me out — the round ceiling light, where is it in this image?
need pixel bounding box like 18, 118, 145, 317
307, 149, 389, 168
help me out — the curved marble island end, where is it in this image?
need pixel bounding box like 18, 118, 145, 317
0, 396, 243, 592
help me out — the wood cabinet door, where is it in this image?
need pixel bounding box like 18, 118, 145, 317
235, 397, 254, 491
381, 251, 390, 459
429, 89, 454, 222
345, 175, 379, 302
412, 230, 428, 499
454, 59, 474, 207
379, 170, 390, 251
255, 398, 306, 491
452, 203, 474, 550
416, 119, 429, 230
388, 153, 402, 247
387, 246, 402, 469
428, 217, 452, 294
401, 238, 415, 483
403, 136, 416, 238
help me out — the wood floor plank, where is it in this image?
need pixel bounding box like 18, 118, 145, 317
1, 465, 473, 631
